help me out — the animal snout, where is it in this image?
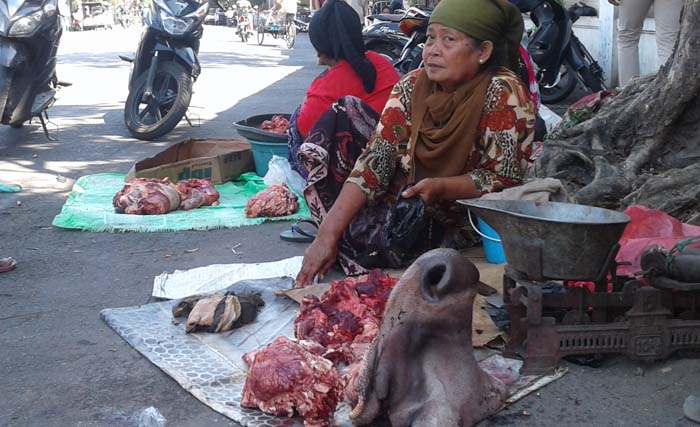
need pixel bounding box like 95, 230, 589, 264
418, 248, 479, 303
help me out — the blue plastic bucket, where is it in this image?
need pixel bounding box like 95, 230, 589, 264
248, 139, 290, 176
476, 217, 506, 264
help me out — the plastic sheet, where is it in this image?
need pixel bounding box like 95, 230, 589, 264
0, 183, 21, 193
52, 173, 310, 232
152, 256, 304, 299
103, 277, 565, 427
572, 205, 700, 292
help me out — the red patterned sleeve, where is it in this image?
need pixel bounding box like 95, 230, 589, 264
468, 74, 536, 194
346, 72, 417, 202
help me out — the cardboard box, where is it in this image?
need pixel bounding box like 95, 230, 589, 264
126, 139, 255, 184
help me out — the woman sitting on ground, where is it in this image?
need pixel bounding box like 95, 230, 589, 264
295, 0, 536, 286
287, 0, 399, 179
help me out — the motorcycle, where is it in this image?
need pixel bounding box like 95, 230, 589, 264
236, 12, 253, 42
392, 6, 431, 74
120, 0, 210, 140
518, 0, 606, 103
293, 16, 308, 33
362, 12, 406, 61
0, 0, 68, 140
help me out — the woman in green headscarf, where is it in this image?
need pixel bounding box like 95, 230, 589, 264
296, 0, 536, 286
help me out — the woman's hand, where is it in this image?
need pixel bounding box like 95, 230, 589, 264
295, 234, 339, 287
401, 178, 446, 205
295, 183, 369, 287
403, 175, 481, 203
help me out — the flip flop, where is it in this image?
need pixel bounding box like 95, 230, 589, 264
0, 257, 16, 273
280, 220, 318, 243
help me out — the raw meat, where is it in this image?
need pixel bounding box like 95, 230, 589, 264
175, 178, 220, 210
260, 115, 289, 134
112, 178, 181, 215
172, 292, 264, 333
294, 270, 398, 364
241, 336, 344, 427
245, 184, 299, 218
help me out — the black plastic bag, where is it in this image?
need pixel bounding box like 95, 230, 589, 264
386, 185, 428, 260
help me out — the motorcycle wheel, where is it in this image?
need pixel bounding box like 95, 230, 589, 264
257, 27, 265, 45
124, 61, 192, 141
539, 62, 578, 104
286, 22, 296, 49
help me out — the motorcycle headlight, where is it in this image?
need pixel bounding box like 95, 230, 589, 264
162, 13, 193, 35
9, 9, 43, 36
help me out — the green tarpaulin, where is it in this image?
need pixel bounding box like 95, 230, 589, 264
52, 173, 310, 232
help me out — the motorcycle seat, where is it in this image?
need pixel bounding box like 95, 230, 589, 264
369, 13, 403, 23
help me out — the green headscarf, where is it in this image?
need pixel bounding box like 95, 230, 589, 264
429, 0, 524, 71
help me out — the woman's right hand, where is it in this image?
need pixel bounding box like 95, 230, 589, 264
295, 234, 339, 287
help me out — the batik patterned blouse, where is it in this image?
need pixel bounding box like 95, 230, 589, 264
346, 68, 536, 202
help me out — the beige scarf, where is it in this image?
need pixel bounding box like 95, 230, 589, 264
409, 69, 495, 183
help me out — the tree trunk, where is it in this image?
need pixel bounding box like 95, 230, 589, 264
534, 0, 700, 221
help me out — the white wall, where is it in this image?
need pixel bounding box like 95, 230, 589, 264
527, 1, 662, 87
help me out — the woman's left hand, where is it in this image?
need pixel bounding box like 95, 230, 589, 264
401, 178, 445, 205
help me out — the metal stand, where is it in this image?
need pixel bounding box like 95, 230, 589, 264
184, 112, 200, 127
504, 266, 700, 375
39, 110, 59, 141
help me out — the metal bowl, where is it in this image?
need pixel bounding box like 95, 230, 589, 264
458, 199, 631, 281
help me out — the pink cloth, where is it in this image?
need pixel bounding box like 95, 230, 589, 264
615, 205, 700, 277
571, 205, 700, 292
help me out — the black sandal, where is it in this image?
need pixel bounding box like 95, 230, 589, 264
280, 220, 318, 243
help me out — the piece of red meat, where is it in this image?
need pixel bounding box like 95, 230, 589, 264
260, 115, 290, 134
245, 183, 299, 218
241, 336, 344, 427
175, 178, 220, 210
113, 178, 181, 215
294, 271, 398, 365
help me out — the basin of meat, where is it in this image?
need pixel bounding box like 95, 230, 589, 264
260, 115, 289, 134
233, 113, 291, 143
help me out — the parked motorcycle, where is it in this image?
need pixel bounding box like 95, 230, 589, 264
121, 0, 210, 140
518, 0, 606, 103
362, 12, 406, 61
293, 17, 308, 33
392, 7, 431, 74
0, 0, 68, 139
237, 12, 253, 42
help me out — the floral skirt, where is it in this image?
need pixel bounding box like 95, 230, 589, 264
296, 96, 446, 275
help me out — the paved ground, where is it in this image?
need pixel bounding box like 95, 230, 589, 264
1, 25, 698, 427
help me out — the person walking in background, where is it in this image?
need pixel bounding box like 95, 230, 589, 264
609, 0, 683, 86
276, 0, 298, 27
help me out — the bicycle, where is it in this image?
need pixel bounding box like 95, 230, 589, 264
256, 11, 295, 49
